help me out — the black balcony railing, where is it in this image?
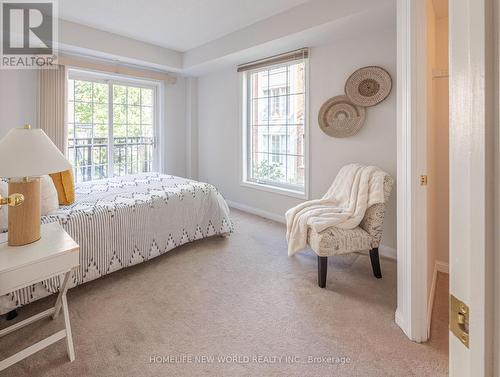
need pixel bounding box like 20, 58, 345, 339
68, 137, 154, 182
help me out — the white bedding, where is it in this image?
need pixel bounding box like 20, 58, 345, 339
0, 173, 233, 314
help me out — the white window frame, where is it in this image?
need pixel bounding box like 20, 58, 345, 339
67, 68, 163, 180
240, 58, 310, 200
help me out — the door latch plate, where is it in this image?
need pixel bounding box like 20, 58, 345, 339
450, 294, 469, 348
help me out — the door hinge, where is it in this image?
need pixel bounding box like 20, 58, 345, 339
420, 175, 428, 186
450, 294, 469, 348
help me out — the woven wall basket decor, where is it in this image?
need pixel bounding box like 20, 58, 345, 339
345, 66, 392, 107
318, 95, 366, 138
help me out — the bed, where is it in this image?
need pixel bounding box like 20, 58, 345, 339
0, 173, 233, 315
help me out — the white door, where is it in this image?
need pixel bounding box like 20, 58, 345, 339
449, 0, 495, 375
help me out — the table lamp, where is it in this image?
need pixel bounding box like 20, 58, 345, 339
0, 125, 71, 246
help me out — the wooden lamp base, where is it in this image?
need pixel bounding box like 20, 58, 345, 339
8, 178, 41, 246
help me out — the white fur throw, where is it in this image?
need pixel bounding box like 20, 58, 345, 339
286, 163, 388, 256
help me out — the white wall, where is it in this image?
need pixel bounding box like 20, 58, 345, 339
426, 4, 450, 270
431, 16, 449, 265
0, 70, 38, 137
426, 0, 449, 332
197, 27, 398, 249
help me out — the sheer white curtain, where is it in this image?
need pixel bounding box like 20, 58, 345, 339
38, 65, 67, 152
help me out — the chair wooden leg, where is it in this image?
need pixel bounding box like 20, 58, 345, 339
318, 256, 328, 288
369, 247, 382, 278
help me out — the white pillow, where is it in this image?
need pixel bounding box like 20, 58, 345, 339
0, 181, 7, 231
40, 175, 59, 215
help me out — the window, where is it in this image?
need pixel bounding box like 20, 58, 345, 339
67, 72, 158, 183
243, 58, 307, 196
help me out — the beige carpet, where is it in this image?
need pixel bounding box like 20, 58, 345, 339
0, 210, 448, 377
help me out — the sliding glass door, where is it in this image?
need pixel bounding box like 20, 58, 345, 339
67, 71, 159, 183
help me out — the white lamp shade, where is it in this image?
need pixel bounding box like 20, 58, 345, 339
0, 128, 72, 178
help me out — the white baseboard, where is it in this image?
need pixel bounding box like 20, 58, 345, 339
427, 265, 438, 337
227, 200, 286, 223
227, 200, 397, 260
427, 260, 449, 336
435, 260, 449, 274
395, 309, 406, 335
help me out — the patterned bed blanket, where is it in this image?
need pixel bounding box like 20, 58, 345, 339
0, 173, 233, 314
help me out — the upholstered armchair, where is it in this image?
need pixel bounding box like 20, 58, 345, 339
307, 176, 394, 288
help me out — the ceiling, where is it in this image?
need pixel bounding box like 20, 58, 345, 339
59, 0, 310, 52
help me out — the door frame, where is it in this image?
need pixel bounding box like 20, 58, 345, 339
397, 0, 497, 374
396, 0, 429, 343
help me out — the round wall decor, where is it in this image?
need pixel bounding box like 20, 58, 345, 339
318, 95, 366, 138
345, 66, 392, 107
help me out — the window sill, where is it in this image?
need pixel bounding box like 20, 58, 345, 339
240, 180, 307, 199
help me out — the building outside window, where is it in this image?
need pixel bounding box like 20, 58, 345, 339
244, 57, 307, 196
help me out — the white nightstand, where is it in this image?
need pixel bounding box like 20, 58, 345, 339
0, 222, 79, 371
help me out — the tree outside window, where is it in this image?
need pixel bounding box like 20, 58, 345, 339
67, 77, 156, 183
